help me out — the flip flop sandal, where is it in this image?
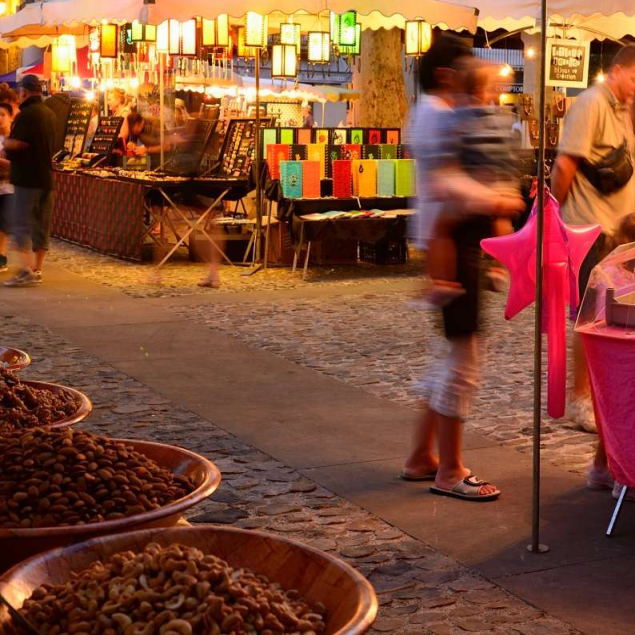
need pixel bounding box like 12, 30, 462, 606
400, 470, 438, 482
430, 476, 501, 502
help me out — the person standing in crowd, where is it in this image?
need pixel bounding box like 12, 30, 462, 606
302, 104, 315, 128
0, 102, 14, 272
401, 35, 523, 501
552, 45, 635, 491
3, 75, 56, 287
108, 87, 131, 141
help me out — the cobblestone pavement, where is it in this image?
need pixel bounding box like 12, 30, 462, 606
176, 290, 597, 476
3, 315, 578, 634
45, 237, 598, 473
46, 238, 421, 298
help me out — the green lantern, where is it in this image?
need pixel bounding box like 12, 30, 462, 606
330, 11, 358, 47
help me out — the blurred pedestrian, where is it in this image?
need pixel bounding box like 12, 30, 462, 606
3, 75, 56, 287
402, 35, 523, 502
553, 45, 635, 435
0, 102, 14, 272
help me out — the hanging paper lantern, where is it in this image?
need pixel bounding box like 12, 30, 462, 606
202, 15, 230, 48
308, 32, 330, 63
331, 10, 357, 47
130, 20, 157, 43
271, 43, 297, 78
405, 20, 432, 56
157, 19, 180, 54
236, 26, 257, 58
52, 41, 72, 73
339, 24, 361, 55
100, 23, 118, 58
180, 18, 198, 56
280, 23, 301, 56
245, 11, 268, 48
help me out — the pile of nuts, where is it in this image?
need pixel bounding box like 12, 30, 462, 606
0, 428, 195, 528
0, 369, 78, 432
16, 542, 327, 634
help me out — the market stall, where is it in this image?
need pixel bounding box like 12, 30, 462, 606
0, 0, 477, 269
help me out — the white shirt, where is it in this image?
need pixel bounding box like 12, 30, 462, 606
404, 95, 451, 249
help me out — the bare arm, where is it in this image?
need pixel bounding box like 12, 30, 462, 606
551, 153, 580, 205
432, 166, 525, 217
3, 138, 27, 152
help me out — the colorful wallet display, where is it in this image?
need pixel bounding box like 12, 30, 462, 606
302, 161, 321, 198
267, 144, 291, 180
280, 161, 303, 199
395, 159, 416, 197
352, 159, 378, 197
333, 160, 353, 198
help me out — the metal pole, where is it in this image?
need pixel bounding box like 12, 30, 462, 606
159, 52, 165, 169
528, 0, 549, 555
254, 47, 262, 264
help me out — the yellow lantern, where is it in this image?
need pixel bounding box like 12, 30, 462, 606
405, 20, 432, 57
100, 23, 118, 58
280, 23, 301, 56
245, 11, 268, 48
0, 3, 8, 16
237, 26, 257, 58
202, 15, 230, 48
271, 43, 297, 79
130, 21, 157, 43
180, 18, 198, 56
52, 35, 77, 72
157, 19, 180, 54
308, 31, 330, 63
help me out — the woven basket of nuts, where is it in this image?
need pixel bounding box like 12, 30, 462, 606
0, 370, 93, 434
0, 347, 31, 372
0, 526, 378, 634
0, 428, 221, 571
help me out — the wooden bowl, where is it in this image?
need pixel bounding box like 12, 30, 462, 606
0, 526, 377, 635
0, 440, 221, 572
19, 381, 93, 428
0, 346, 31, 371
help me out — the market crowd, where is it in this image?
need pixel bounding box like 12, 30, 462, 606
0, 78, 190, 288
403, 35, 635, 502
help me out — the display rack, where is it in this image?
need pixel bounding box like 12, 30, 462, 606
63, 98, 92, 158
87, 116, 124, 159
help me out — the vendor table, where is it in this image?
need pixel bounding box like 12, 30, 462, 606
52, 170, 253, 265
53, 170, 150, 261
578, 322, 635, 535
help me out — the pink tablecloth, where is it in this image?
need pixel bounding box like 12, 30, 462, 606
579, 323, 635, 488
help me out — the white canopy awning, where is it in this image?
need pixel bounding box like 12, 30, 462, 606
477, 1, 635, 41
0, 0, 478, 38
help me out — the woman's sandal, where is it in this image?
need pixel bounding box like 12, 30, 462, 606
430, 476, 501, 502
400, 469, 438, 482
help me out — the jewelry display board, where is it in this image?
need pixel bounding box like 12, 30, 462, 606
63, 98, 92, 158
88, 116, 124, 157
217, 117, 273, 178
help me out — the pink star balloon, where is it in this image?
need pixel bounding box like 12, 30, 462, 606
481, 193, 601, 418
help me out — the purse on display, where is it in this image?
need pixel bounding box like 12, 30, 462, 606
302, 161, 321, 198
333, 159, 353, 198
340, 144, 362, 160
307, 144, 327, 178
266, 144, 291, 180
280, 161, 303, 198
352, 159, 378, 197
395, 159, 417, 197
377, 159, 396, 196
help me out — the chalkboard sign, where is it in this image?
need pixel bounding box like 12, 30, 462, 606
546, 38, 590, 89
63, 98, 92, 158
88, 116, 124, 157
